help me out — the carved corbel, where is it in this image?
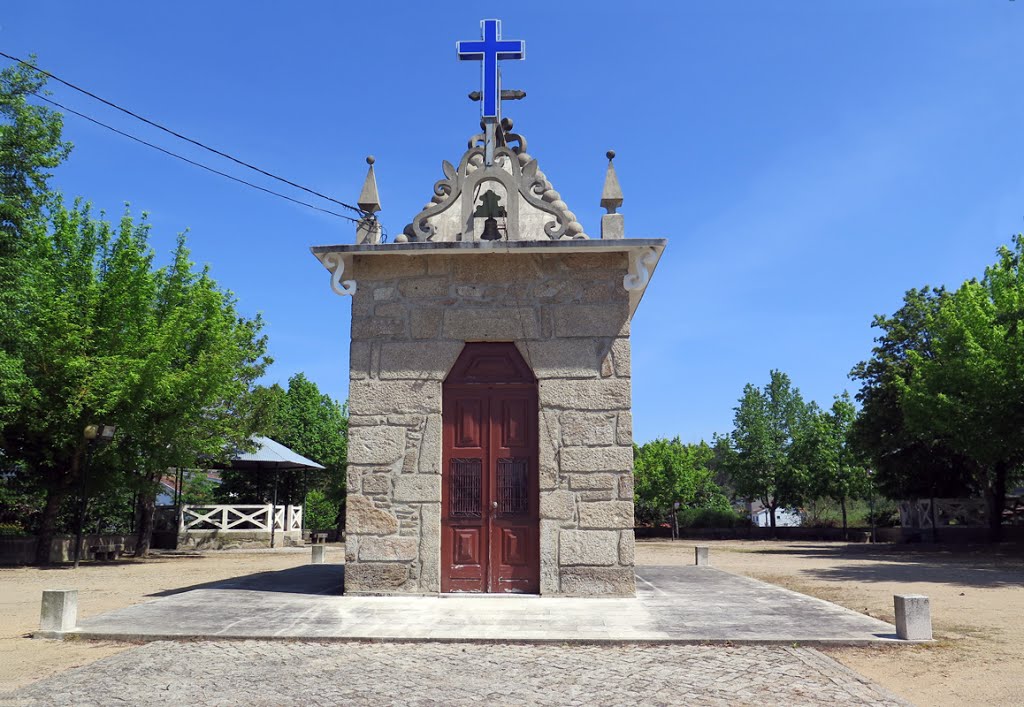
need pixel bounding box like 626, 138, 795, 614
323, 253, 356, 296
623, 247, 658, 291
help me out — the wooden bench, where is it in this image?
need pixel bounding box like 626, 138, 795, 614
89, 544, 124, 561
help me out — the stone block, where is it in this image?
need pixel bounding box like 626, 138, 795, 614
410, 307, 444, 339
346, 562, 409, 591
373, 286, 396, 301
452, 255, 543, 284
346, 496, 399, 535
567, 473, 616, 491
350, 341, 371, 380
362, 475, 391, 495
550, 303, 629, 338
394, 474, 441, 503
610, 338, 631, 378
358, 536, 419, 562
616, 411, 633, 446
399, 276, 449, 298
619, 530, 635, 566
39, 589, 77, 632
357, 255, 427, 280
419, 503, 441, 592
540, 520, 560, 595
560, 411, 616, 447
539, 379, 631, 412
601, 213, 624, 240
442, 307, 539, 340
379, 342, 462, 381
351, 316, 405, 340
561, 446, 634, 473
540, 491, 575, 520
349, 380, 440, 416
311, 545, 326, 564
562, 252, 627, 271
578, 501, 634, 529
348, 425, 406, 465
522, 339, 600, 379
618, 474, 635, 500
895, 594, 932, 641
374, 303, 406, 319
558, 530, 618, 566
417, 414, 443, 474
560, 567, 635, 596
695, 546, 710, 567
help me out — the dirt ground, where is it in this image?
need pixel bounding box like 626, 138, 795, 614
1, 540, 1021, 705
637, 539, 1024, 706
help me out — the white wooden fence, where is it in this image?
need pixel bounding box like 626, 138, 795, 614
180, 504, 303, 533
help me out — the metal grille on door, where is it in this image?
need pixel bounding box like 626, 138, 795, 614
497, 457, 528, 515
450, 458, 482, 518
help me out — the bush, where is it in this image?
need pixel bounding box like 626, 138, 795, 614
675, 507, 749, 528
304, 489, 338, 532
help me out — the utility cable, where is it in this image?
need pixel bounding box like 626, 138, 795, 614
32, 92, 360, 223
2, 50, 366, 217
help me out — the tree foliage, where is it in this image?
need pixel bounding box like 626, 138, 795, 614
850, 287, 973, 499
220, 374, 348, 529
897, 237, 1024, 540
722, 370, 810, 532
0, 63, 270, 561
798, 392, 870, 537
633, 438, 729, 525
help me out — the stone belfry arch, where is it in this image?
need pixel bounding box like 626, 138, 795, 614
312, 19, 665, 596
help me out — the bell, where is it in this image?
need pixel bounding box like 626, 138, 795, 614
480, 216, 502, 241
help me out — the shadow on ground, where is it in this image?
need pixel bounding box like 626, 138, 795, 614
148, 564, 345, 597
734, 542, 1024, 589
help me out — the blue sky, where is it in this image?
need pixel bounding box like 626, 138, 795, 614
4, 2, 1023, 444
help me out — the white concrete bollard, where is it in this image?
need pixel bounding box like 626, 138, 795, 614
694, 546, 710, 567
40, 589, 78, 632
894, 594, 932, 640
311, 545, 326, 564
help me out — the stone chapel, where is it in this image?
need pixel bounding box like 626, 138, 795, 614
312, 20, 664, 596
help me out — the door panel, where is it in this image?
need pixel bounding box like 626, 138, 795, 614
442, 344, 539, 594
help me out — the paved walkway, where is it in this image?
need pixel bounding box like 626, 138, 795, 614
8, 640, 908, 706
42, 564, 898, 645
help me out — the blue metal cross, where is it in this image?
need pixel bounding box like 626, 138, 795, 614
456, 19, 525, 120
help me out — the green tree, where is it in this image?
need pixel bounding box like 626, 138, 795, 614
799, 393, 870, 539
899, 236, 1024, 541
0, 64, 270, 561
633, 438, 728, 525
724, 370, 810, 534
222, 374, 347, 529
0, 60, 71, 430
850, 287, 973, 499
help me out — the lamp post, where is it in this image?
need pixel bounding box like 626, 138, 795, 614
73, 424, 117, 569
867, 468, 876, 544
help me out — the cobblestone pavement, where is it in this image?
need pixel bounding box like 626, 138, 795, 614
7, 641, 907, 706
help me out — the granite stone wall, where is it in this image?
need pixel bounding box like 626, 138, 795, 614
345, 251, 635, 596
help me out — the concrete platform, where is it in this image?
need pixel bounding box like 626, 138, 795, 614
37, 564, 900, 645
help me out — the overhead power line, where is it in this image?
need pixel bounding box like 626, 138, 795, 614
32, 92, 360, 223
1, 50, 366, 217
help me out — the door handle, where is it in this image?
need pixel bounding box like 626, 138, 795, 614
492, 501, 498, 509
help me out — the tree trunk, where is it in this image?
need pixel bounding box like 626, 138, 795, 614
768, 502, 777, 538
34, 484, 67, 565
989, 462, 1008, 543
134, 473, 159, 558
840, 496, 848, 541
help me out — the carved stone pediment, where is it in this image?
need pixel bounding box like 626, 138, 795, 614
403, 129, 588, 243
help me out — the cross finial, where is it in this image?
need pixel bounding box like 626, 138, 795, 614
457, 19, 525, 121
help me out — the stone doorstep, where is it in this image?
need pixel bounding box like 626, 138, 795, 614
34, 631, 916, 648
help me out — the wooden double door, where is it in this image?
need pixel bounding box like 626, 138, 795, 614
441, 343, 539, 594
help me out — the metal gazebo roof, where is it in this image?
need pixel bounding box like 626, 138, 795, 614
222, 436, 326, 471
